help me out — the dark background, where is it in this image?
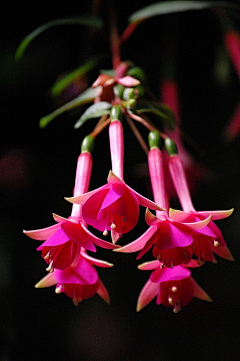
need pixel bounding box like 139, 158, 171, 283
1, 1, 240, 360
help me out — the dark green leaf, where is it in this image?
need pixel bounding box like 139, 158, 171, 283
129, 1, 240, 23
15, 17, 104, 60
51, 55, 103, 97
39, 87, 98, 128
74, 101, 111, 129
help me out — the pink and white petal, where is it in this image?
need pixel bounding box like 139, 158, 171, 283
198, 208, 234, 220
65, 183, 109, 205
189, 277, 213, 302
35, 272, 57, 288
81, 223, 120, 250
114, 225, 157, 253
138, 260, 161, 270
111, 229, 121, 244
182, 215, 212, 230
145, 208, 161, 226
136, 280, 159, 311
52, 213, 69, 223
23, 223, 61, 240
169, 208, 190, 222
97, 278, 110, 304
117, 75, 140, 87
107, 170, 125, 185
81, 250, 114, 268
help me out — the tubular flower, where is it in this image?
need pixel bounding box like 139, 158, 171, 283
66, 119, 163, 241
24, 148, 118, 273
168, 153, 234, 262
115, 145, 212, 267
137, 259, 212, 313
35, 248, 113, 306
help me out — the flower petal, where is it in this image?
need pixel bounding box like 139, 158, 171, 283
189, 277, 213, 302
136, 279, 159, 311
36, 227, 71, 248
97, 278, 111, 304
35, 272, 57, 288
117, 75, 140, 87
23, 223, 61, 240
138, 260, 160, 270
61, 222, 96, 252
150, 266, 191, 283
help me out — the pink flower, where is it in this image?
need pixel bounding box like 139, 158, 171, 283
168, 154, 234, 262
24, 150, 118, 272
35, 248, 112, 306
115, 147, 212, 266
66, 120, 163, 241
136, 259, 212, 313
93, 62, 140, 103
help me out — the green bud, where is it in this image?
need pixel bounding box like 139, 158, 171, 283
148, 130, 160, 149
123, 88, 135, 101
110, 105, 122, 121
81, 134, 95, 153
164, 138, 178, 155
127, 98, 137, 109
113, 84, 125, 98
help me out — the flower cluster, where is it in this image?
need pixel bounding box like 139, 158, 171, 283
24, 61, 234, 312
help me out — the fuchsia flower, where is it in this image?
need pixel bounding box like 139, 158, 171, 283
93, 62, 140, 103
168, 153, 234, 262
116, 146, 213, 267
24, 149, 118, 272
136, 259, 212, 313
67, 119, 163, 242
35, 248, 112, 306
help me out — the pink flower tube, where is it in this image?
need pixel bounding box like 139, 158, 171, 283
67, 117, 164, 242
168, 152, 234, 262
24, 138, 118, 272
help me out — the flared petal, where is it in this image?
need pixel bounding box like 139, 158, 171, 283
117, 75, 140, 87
54, 256, 99, 285
61, 222, 96, 252
97, 278, 111, 304
138, 260, 160, 270
65, 183, 110, 205
80, 223, 119, 250
37, 227, 71, 248
35, 272, 57, 288
212, 245, 234, 261
155, 221, 193, 249
145, 208, 162, 226
189, 277, 213, 302
197, 208, 234, 220
136, 279, 159, 311
114, 225, 157, 253
52, 213, 69, 223
150, 266, 191, 283
81, 250, 113, 268
23, 223, 61, 240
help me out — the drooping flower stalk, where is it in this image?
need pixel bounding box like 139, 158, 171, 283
167, 140, 234, 262
24, 135, 118, 272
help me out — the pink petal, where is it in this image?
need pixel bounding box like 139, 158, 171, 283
23, 223, 61, 240
155, 221, 193, 249
81, 250, 113, 268
52, 213, 69, 223
37, 227, 71, 248
81, 223, 119, 250
145, 208, 161, 226
65, 183, 110, 205
136, 279, 159, 311
150, 265, 191, 283
97, 278, 110, 304
189, 277, 213, 302
197, 209, 234, 220
114, 225, 157, 253
61, 222, 96, 252
212, 246, 234, 261
55, 256, 98, 285
117, 75, 140, 87
138, 260, 160, 270
98, 183, 125, 216
35, 272, 57, 288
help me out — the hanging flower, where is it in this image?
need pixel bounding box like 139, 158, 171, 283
35, 248, 113, 306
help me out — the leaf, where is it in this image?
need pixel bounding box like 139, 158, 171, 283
74, 101, 112, 129
39, 87, 98, 128
137, 102, 176, 131
128, 1, 240, 24
15, 17, 103, 60
51, 55, 103, 97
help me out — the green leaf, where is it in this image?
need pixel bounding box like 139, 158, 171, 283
129, 1, 240, 23
74, 101, 112, 129
15, 16, 103, 60
138, 103, 176, 131
39, 87, 98, 128
51, 55, 103, 97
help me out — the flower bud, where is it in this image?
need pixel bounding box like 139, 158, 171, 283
110, 105, 122, 121
81, 135, 95, 153
148, 130, 160, 149
164, 137, 178, 155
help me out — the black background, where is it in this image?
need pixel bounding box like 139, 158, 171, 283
1, 1, 240, 360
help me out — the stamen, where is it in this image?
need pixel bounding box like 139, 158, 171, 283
46, 260, 54, 273
103, 230, 108, 236
213, 240, 219, 247
111, 223, 116, 229
168, 296, 174, 305
171, 286, 177, 293
44, 252, 50, 260
173, 304, 181, 313
55, 286, 62, 294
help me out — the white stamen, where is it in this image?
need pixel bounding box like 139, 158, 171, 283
111, 223, 116, 229
171, 286, 177, 293
103, 230, 108, 236
46, 260, 54, 273
213, 240, 219, 247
